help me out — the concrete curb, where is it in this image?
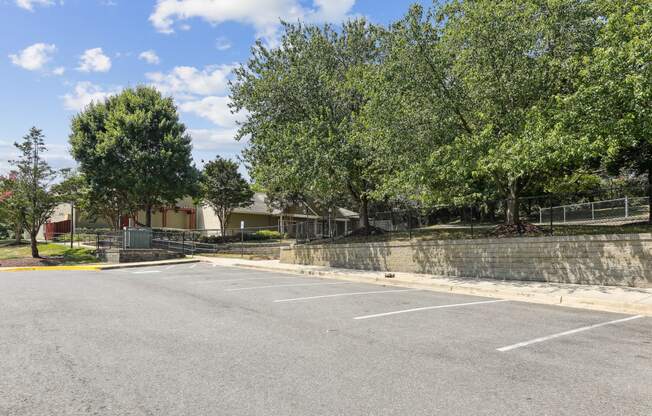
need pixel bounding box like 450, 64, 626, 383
0, 258, 200, 273
228, 263, 652, 317
98, 259, 201, 270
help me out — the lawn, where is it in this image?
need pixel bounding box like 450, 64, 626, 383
0, 242, 97, 264
322, 221, 652, 245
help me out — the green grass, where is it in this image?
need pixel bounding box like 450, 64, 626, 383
325, 221, 652, 244
0, 243, 97, 264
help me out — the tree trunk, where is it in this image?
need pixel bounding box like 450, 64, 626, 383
358, 195, 370, 230
145, 205, 152, 228
505, 180, 520, 225
14, 225, 22, 244
30, 231, 39, 258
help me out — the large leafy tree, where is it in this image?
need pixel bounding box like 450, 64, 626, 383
567, 0, 652, 222
369, 1, 600, 223
8, 128, 59, 258
231, 19, 385, 229
200, 157, 254, 240
69, 86, 198, 228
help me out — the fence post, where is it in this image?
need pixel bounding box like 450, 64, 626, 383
563, 206, 566, 223
539, 207, 543, 225
549, 197, 554, 236
470, 205, 474, 238
625, 196, 629, 218
182, 232, 185, 256
591, 202, 595, 220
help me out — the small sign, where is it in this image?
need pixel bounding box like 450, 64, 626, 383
240, 221, 245, 229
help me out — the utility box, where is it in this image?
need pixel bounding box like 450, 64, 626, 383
124, 228, 152, 249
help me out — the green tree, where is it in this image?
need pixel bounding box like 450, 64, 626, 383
199, 157, 254, 240
69, 86, 198, 228
231, 19, 385, 230
567, 0, 652, 222
9, 127, 58, 257
370, 1, 600, 223
0, 173, 24, 244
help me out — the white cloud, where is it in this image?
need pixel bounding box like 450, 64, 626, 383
77, 48, 112, 73
62, 82, 119, 111
215, 37, 232, 51
146, 64, 234, 99
15, 0, 56, 11
149, 0, 356, 43
179, 96, 243, 127
139, 50, 160, 65
52, 66, 65, 76
189, 128, 245, 151
9, 43, 57, 71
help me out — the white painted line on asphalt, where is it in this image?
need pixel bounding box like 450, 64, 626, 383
354, 299, 509, 320
274, 289, 421, 303
189, 264, 198, 269
131, 270, 162, 274
164, 265, 176, 270
191, 276, 300, 284
226, 282, 351, 292
496, 315, 645, 352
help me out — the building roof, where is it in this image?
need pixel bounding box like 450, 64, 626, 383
231, 192, 359, 219
232, 192, 282, 215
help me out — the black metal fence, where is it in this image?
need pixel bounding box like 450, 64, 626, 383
307, 184, 651, 244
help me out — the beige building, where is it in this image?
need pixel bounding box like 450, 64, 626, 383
43, 193, 359, 238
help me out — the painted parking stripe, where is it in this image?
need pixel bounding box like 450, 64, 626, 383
189, 264, 198, 269
496, 315, 644, 352
131, 270, 162, 274
226, 282, 351, 292
274, 288, 421, 303
354, 299, 509, 320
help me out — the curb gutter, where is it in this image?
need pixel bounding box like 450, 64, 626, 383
0, 258, 200, 273
230, 263, 652, 317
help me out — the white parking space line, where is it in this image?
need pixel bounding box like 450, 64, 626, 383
164, 265, 176, 270
496, 315, 644, 352
354, 299, 509, 320
189, 264, 198, 269
226, 282, 351, 292
191, 276, 300, 284
131, 270, 162, 274
274, 288, 421, 303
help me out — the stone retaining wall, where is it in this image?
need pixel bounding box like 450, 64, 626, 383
280, 234, 652, 287
98, 249, 185, 264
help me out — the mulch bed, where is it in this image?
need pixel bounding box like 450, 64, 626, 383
0, 257, 68, 267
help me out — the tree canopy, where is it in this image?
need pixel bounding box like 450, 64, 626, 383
200, 157, 254, 239
231, 0, 648, 226
7, 127, 59, 257
69, 86, 198, 228
231, 19, 385, 228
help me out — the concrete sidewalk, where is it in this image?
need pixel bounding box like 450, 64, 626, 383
197, 256, 652, 316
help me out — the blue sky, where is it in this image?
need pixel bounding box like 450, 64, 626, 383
0, 0, 427, 175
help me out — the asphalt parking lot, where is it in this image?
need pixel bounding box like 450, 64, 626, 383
1, 262, 650, 416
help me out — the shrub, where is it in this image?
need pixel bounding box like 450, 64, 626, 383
253, 230, 283, 240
